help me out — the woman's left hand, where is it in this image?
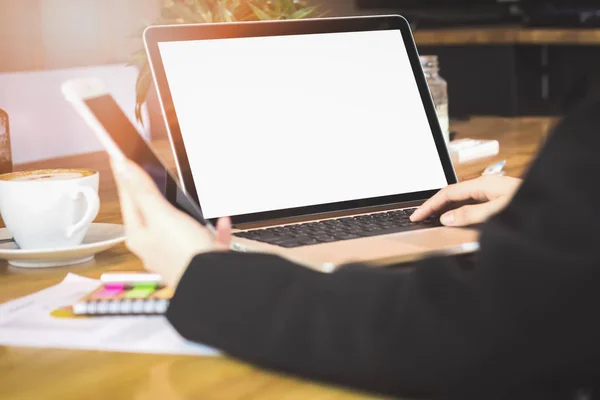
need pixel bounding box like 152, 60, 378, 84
111, 158, 231, 288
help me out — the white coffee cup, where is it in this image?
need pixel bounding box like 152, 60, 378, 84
0, 168, 100, 249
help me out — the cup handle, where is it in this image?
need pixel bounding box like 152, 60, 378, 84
66, 186, 100, 239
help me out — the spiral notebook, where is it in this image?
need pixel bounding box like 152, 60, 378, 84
72, 281, 173, 316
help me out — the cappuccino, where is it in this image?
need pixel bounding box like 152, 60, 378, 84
0, 169, 95, 182
0, 168, 100, 250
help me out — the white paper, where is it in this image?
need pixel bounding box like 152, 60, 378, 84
0, 273, 219, 356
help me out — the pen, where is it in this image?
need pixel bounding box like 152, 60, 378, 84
101, 272, 164, 285
482, 160, 506, 176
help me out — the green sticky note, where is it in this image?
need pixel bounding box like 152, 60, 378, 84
125, 287, 155, 299
133, 282, 157, 289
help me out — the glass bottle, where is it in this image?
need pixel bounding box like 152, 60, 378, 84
420, 55, 449, 142
0, 109, 13, 174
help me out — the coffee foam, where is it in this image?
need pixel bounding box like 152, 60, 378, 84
0, 169, 96, 182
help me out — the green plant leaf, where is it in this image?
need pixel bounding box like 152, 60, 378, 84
191, 0, 215, 22
283, 0, 295, 16
131, 0, 326, 116
169, 2, 208, 23
135, 63, 152, 125
274, 0, 281, 15
216, 1, 234, 22
128, 48, 148, 68
291, 6, 316, 20
315, 8, 330, 19
249, 3, 273, 21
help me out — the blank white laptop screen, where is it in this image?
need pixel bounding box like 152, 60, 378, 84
158, 29, 448, 219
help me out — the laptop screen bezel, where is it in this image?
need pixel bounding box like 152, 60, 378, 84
144, 15, 457, 225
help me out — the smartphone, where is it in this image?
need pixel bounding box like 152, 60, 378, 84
61, 77, 215, 234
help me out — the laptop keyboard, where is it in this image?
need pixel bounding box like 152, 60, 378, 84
234, 208, 441, 248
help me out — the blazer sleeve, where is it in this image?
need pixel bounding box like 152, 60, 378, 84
167, 98, 600, 399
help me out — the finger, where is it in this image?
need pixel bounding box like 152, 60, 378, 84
440, 197, 508, 227
411, 179, 490, 221
110, 160, 145, 231
216, 217, 232, 249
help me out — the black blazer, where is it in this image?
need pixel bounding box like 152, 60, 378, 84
166, 97, 600, 400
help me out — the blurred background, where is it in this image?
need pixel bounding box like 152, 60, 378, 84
1, 0, 600, 163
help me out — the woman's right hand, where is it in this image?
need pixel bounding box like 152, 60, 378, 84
111, 159, 231, 288
410, 175, 522, 227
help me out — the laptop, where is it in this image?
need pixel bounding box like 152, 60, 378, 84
143, 15, 479, 269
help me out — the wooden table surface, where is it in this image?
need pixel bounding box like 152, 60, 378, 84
0, 117, 555, 400
413, 26, 600, 46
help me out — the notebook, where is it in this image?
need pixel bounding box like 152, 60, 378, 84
72, 279, 173, 316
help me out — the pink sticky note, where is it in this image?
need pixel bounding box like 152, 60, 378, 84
103, 283, 125, 290
93, 287, 124, 299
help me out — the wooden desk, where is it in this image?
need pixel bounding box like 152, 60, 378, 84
414, 26, 600, 46
0, 117, 553, 400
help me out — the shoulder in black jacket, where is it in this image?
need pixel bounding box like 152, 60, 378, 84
167, 97, 600, 400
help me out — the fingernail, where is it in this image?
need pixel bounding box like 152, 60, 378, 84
441, 213, 455, 226
410, 209, 421, 221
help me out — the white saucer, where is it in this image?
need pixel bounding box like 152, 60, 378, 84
0, 223, 126, 268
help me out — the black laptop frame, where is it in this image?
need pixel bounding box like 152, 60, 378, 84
144, 15, 457, 225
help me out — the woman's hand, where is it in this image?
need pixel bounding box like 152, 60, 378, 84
111, 159, 231, 288
410, 175, 522, 227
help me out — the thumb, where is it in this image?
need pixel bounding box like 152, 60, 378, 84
216, 217, 232, 250
113, 159, 170, 214
440, 198, 508, 227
